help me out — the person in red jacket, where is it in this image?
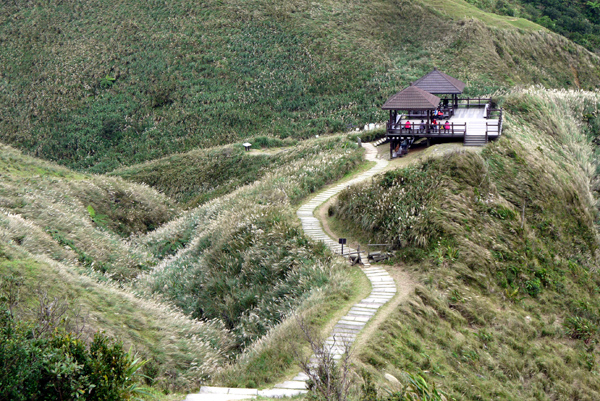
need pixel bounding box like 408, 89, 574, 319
404, 120, 411, 131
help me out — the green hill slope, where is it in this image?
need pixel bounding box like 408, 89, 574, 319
0, 243, 232, 392
0, 143, 176, 280
2, 0, 600, 172
0, 135, 370, 393
329, 88, 600, 399
459, 0, 600, 52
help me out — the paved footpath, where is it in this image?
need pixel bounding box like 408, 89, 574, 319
186, 144, 394, 401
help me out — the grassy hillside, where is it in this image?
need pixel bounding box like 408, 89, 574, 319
462, 0, 600, 52
2, 0, 600, 172
329, 88, 600, 399
0, 243, 232, 393
0, 135, 370, 393
0, 143, 176, 280
132, 136, 364, 350
111, 138, 301, 207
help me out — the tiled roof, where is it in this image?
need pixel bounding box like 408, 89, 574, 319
381, 85, 440, 110
413, 68, 466, 94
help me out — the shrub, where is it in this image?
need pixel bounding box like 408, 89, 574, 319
564, 316, 598, 342
0, 306, 145, 400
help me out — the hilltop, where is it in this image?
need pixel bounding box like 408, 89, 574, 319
2, 0, 600, 172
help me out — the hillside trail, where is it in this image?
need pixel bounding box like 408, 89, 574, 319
186, 142, 418, 401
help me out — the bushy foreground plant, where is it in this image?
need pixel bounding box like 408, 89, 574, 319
0, 288, 146, 401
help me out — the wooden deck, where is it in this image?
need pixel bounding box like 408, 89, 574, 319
386, 101, 503, 146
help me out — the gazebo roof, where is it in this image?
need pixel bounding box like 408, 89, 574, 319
381, 85, 440, 110
412, 68, 466, 94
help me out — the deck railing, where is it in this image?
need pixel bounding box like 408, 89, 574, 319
407, 106, 455, 119
387, 121, 467, 135
456, 97, 492, 108
486, 108, 502, 119
485, 108, 503, 141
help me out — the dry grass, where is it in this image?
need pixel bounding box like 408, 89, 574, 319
332, 88, 600, 399
0, 134, 371, 393
1, 0, 600, 172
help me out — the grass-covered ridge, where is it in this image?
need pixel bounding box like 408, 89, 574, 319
0, 134, 369, 394
0, 143, 176, 280
2, 0, 600, 172
461, 0, 600, 52
0, 243, 232, 393
330, 88, 600, 399
133, 136, 365, 351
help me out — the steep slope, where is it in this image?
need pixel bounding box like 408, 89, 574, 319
132, 136, 365, 352
458, 0, 600, 52
0, 135, 372, 393
0, 143, 175, 280
0, 243, 232, 392
1, 0, 600, 172
329, 88, 600, 399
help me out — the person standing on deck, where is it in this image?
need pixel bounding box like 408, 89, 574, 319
404, 120, 411, 132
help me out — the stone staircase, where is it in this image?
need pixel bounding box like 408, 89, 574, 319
185, 144, 394, 401
373, 137, 389, 147
463, 135, 487, 147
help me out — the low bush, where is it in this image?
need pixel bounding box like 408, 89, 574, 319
0, 294, 145, 400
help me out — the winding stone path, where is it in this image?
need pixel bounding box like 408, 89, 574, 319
186, 144, 394, 401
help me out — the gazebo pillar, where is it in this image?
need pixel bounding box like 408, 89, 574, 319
427, 110, 431, 134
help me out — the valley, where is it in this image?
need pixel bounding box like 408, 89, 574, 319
2, 0, 600, 400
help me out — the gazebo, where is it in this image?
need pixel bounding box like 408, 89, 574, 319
382, 84, 440, 130
412, 67, 466, 109
381, 67, 500, 152
382, 84, 441, 158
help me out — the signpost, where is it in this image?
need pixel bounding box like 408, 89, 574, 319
339, 238, 347, 255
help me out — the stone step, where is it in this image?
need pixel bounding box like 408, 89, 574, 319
274, 381, 308, 390
258, 389, 308, 398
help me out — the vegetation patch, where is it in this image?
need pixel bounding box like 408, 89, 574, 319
1, 0, 599, 171
330, 88, 600, 399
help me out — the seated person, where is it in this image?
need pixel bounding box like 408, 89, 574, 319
404, 120, 411, 130
444, 121, 451, 131
419, 120, 426, 132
